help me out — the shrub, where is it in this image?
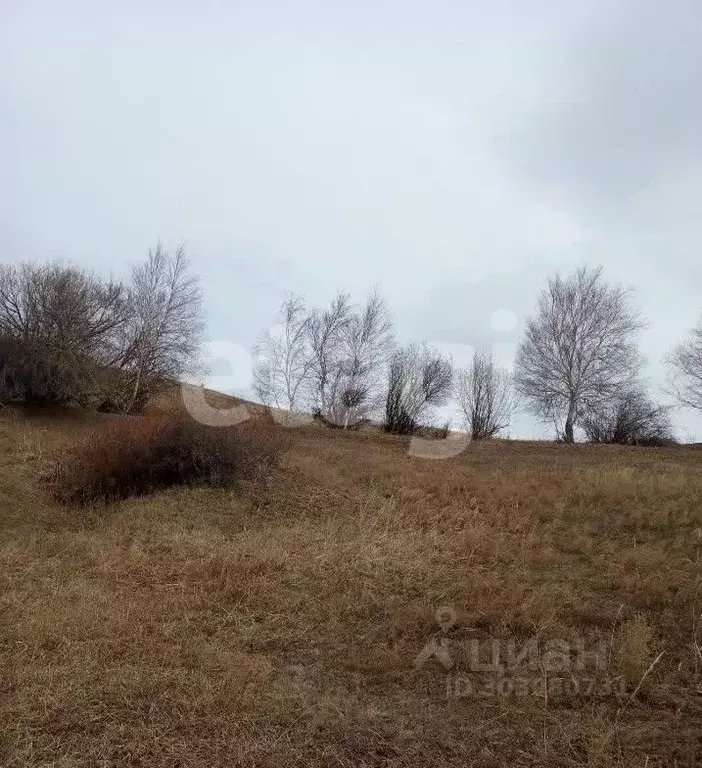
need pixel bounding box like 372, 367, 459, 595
311, 409, 371, 431
581, 389, 675, 446
50, 413, 287, 504
383, 345, 453, 435
414, 421, 451, 440
0, 336, 20, 404
0, 262, 127, 407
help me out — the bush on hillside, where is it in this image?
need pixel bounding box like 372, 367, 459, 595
383, 345, 453, 435
414, 420, 451, 440
581, 389, 675, 447
50, 413, 287, 504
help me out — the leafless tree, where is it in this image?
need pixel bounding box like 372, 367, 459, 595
383, 344, 453, 434
514, 266, 644, 442
581, 387, 674, 446
668, 318, 702, 410
254, 289, 394, 427
252, 294, 312, 412
116, 243, 204, 412
0, 262, 126, 405
457, 350, 512, 439
325, 290, 394, 428
305, 291, 353, 419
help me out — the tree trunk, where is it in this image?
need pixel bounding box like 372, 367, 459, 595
125, 367, 142, 414
563, 400, 576, 443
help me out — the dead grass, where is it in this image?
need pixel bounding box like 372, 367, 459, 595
0, 405, 701, 767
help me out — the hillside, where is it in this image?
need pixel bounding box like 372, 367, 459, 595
0, 403, 701, 767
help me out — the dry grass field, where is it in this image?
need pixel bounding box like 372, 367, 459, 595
1, 400, 701, 767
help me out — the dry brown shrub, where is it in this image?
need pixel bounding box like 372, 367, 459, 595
49, 412, 288, 504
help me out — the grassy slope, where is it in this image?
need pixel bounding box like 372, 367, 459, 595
0, 403, 701, 767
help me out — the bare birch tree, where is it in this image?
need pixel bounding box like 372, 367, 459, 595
326, 289, 394, 427
305, 291, 353, 419
514, 266, 644, 442
668, 317, 702, 410
457, 351, 512, 439
383, 344, 453, 434
254, 289, 394, 427
116, 243, 204, 412
252, 294, 312, 412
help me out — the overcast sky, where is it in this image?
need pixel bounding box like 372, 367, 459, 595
2, 0, 701, 439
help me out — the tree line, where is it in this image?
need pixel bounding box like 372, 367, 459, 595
1, 250, 701, 444
252, 289, 517, 437
254, 266, 702, 444
0, 244, 203, 412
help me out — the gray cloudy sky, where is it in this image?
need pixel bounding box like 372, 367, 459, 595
2, 0, 701, 438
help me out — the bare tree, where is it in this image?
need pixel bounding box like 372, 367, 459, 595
0, 262, 126, 405
668, 318, 702, 410
326, 289, 394, 428
252, 294, 312, 412
383, 344, 453, 434
581, 387, 674, 446
457, 351, 512, 439
305, 291, 353, 419
253, 289, 394, 427
514, 266, 644, 442
116, 243, 204, 412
